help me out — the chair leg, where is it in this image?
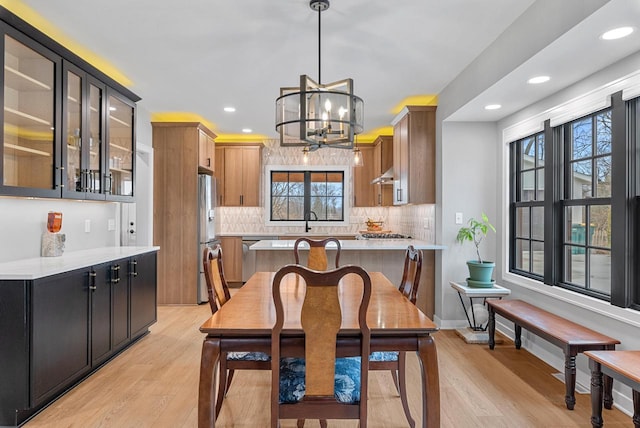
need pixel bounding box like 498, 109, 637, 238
398, 352, 415, 428
226, 369, 236, 394
390, 368, 400, 394
296, 419, 304, 428
320, 420, 327, 428
215, 358, 228, 416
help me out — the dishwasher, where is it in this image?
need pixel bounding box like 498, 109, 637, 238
242, 236, 271, 282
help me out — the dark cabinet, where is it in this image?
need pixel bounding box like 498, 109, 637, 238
0, 250, 157, 427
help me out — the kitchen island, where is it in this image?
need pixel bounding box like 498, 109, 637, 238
251, 239, 445, 317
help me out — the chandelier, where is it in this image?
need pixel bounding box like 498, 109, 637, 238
275, 0, 364, 151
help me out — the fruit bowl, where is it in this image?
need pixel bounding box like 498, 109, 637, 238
365, 219, 384, 231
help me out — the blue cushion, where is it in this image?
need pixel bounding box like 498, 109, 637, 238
227, 351, 270, 361
278, 356, 361, 404
369, 351, 399, 362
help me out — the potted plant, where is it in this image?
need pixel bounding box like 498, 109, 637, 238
456, 213, 496, 287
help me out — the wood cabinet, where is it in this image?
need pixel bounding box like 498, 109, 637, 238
0, 8, 140, 200
0, 251, 157, 427
217, 144, 262, 206
214, 146, 225, 206
352, 145, 376, 207
392, 106, 436, 205
198, 129, 215, 173
152, 122, 217, 304
373, 136, 393, 206
220, 236, 243, 284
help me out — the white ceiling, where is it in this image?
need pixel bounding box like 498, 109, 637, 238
14, 0, 640, 140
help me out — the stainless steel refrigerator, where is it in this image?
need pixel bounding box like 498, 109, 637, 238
198, 174, 218, 303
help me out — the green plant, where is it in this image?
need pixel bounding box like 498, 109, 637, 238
456, 213, 496, 263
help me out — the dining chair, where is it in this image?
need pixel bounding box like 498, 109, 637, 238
293, 237, 341, 271
271, 264, 372, 428
369, 245, 423, 428
202, 245, 271, 417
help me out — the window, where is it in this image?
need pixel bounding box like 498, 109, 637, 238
509, 91, 633, 308
270, 170, 344, 221
510, 132, 545, 278
562, 110, 612, 296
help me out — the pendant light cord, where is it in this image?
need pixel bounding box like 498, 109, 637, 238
318, 5, 321, 84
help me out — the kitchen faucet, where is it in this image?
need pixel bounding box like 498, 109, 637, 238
304, 211, 318, 233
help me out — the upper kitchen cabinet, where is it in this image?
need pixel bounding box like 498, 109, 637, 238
373, 135, 393, 206
391, 106, 436, 205
217, 144, 262, 207
0, 7, 140, 200
198, 129, 215, 174
352, 145, 375, 207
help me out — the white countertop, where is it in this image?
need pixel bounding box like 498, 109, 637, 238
0, 246, 160, 280
250, 239, 446, 251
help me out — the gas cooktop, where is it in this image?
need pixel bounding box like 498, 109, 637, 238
357, 233, 412, 240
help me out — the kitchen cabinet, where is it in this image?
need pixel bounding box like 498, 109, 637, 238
217, 144, 262, 206
391, 106, 436, 205
220, 236, 243, 284
0, 7, 140, 200
0, 250, 157, 427
352, 145, 376, 207
214, 146, 224, 206
198, 129, 215, 174
373, 135, 394, 206
152, 121, 217, 304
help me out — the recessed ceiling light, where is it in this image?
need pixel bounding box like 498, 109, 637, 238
484, 104, 501, 110
601, 26, 634, 40
242, 128, 252, 133
528, 75, 550, 84
223, 106, 236, 112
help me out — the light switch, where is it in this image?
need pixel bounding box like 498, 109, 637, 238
108, 219, 116, 231
455, 212, 463, 225
84, 219, 91, 233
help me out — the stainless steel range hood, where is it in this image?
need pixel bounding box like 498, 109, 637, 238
371, 167, 394, 185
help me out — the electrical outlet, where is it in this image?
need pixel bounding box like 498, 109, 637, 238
455, 212, 463, 225
84, 219, 91, 233
108, 219, 116, 231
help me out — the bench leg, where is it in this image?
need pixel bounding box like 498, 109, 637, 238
633, 389, 640, 428
603, 375, 613, 410
514, 324, 522, 349
565, 353, 577, 410
488, 307, 496, 350
590, 361, 603, 428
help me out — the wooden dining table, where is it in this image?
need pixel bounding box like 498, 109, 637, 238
198, 270, 440, 427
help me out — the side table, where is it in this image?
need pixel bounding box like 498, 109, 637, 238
450, 280, 511, 344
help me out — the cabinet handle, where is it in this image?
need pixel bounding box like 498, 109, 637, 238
130, 260, 138, 277
207, 158, 211, 167
111, 265, 120, 283
240, 195, 243, 205
378, 194, 381, 205
105, 174, 113, 194
89, 271, 97, 290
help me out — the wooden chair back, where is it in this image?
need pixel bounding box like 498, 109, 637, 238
271, 264, 371, 426
398, 245, 423, 305
293, 237, 341, 271
202, 244, 231, 314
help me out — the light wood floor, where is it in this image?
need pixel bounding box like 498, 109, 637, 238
24, 304, 632, 428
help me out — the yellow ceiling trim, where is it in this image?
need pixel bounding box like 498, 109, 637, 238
391, 94, 438, 115
215, 134, 269, 143
0, 0, 132, 87
151, 112, 217, 133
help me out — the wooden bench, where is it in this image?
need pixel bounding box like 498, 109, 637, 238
487, 299, 620, 410
585, 350, 640, 428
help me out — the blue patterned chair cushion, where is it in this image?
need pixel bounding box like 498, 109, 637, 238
369, 351, 399, 362
278, 356, 362, 404
227, 351, 270, 361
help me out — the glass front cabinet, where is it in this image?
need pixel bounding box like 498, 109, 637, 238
0, 10, 139, 200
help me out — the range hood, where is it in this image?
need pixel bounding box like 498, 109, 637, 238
371, 167, 394, 185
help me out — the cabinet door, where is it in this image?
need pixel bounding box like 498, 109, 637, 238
214, 146, 224, 206
223, 147, 243, 206
353, 146, 375, 207
198, 130, 214, 173
105, 90, 135, 200
111, 260, 129, 350
1, 29, 61, 198
91, 262, 112, 365
32, 269, 90, 406
130, 252, 157, 339
393, 115, 409, 205
219, 237, 242, 283
241, 147, 261, 206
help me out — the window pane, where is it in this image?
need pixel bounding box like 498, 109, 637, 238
531, 241, 544, 276
566, 206, 587, 245
596, 111, 612, 156
531, 206, 544, 240
564, 245, 586, 287
515, 239, 528, 271
536, 134, 545, 165
288, 197, 304, 220
520, 170, 535, 201
327, 197, 343, 220
590, 205, 611, 249
271, 196, 287, 220
521, 137, 535, 166
571, 160, 592, 198
595, 156, 611, 197
289, 173, 304, 196
572, 118, 592, 160
310, 181, 326, 196
515, 207, 529, 238
589, 248, 611, 295
536, 168, 544, 199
